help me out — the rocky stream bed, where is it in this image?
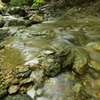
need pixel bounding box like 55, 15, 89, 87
0, 6, 100, 100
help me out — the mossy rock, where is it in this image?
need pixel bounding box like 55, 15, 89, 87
72, 48, 90, 75
29, 14, 43, 23
7, 19, 32, 26
8, 7, 27, 17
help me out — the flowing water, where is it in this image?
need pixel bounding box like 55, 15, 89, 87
1, 19, 100, 100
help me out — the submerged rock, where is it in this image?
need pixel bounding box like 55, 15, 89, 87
72, 48, 90, 75
72, 57, 88, 75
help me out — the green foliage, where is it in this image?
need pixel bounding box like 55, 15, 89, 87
10, 0, 30, 6
9, 0, 44, 6
32, 0, 44, 6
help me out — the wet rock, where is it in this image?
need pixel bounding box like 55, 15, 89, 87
61, 48, 74, 69
44, 61, 61, 77
14, 66, 30, 73
43, 48, 73, 76
72, 48, 90, 74
2, 93, 33, 100
15, 70, 32, 78
4, 74, 13, 79
12, 66, 32, 78
29, 14, 43, 23
8, 85, 19, 94
8, 7, 27, 17
12, 79, 20, 85
0, 28, 10, 41
72, 83, 82, 93
0, 89, 8, 98
7, 19, 32, 26
3, 77, 14, 88
72, 57, 88, 75
20, 77, 34, 86
89, 60, 100, 71
40, 52, 60, 77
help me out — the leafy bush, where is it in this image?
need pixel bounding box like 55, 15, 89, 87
10, 0, 28, 6
9, 0, 44, 6
32, 0, 44, 6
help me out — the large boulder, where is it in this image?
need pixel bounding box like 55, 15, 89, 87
8, 7, 27, 17
6, 19, 32, 26
29, 14, 43, 23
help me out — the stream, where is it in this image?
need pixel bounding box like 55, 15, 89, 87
0, 16, 100, 100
